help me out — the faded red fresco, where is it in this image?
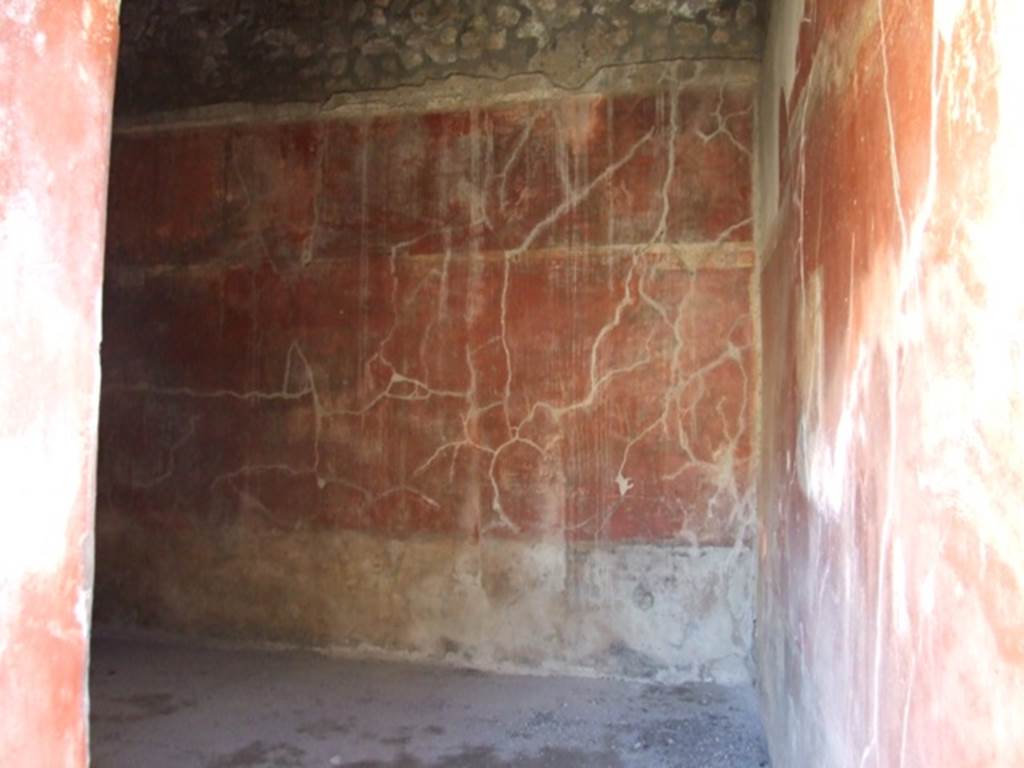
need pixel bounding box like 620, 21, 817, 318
96, 77, 760, 668
0, 1, 118, 766
100, 83, 755, 546
757, 0, 1024, 765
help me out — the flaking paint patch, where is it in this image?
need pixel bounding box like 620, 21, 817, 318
0, 192, 83, 599
3, 0, 36, 26
794, 268, 828, 511
935, 0, 968, 42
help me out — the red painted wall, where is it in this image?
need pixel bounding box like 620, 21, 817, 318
757, 0, 1024, 764
101, 84, 755, 545
0, 1, 118, 765
96, 74, 760, 676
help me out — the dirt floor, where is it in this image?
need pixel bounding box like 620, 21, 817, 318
90, 635, 770, 767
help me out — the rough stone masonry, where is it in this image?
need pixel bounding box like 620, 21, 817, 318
115, 0, 766, 114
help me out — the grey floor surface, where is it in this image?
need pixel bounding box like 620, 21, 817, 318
90, 635, 770, 767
